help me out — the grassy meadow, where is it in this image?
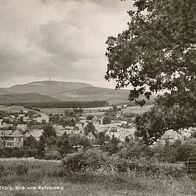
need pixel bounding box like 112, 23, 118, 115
122, 105, 153, 115
0, 158, 196, 196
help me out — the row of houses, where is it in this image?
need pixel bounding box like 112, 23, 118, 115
0, 111, 49, 127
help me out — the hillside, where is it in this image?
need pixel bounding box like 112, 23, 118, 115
6, 81, 92, 97
0, 81, 131, 104
0, 88, 9, 95
0, 93, 59, 104
0, 80, 156, 105
57, 86, 130, 104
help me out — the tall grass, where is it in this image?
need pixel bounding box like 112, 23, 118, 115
0, 158, 195, 196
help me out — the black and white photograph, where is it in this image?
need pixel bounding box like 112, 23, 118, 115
0, 0, 195, 195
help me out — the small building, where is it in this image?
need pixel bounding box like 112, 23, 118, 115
25, 129, 44, 141
18, 114, 25, 118
23, 116, 31, 123
85, 132, 96, 140
0, 130, 24, 148
156, 130, 184, 145
36, 114, 49, 123
108, 126, 118, 132
17, 124, 27, 131
73, 145, 84, 152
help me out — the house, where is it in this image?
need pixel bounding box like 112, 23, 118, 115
91, 144, 101, 150
79, 119, 87, 124
56, 129, 67, 137
75, 123, 83, 130
108, 126, 118, 132
92, 116, 102, 124
25, 129, 44, 141
17, 124, 27, 131
0, 130, 24, 148
85, 132, 96, 140
53, 125, 67, 137
74, 123, 83, 134
18, 114, 25, 118
79, 116, 86, 121
23, 116, 31, 123
94, 124, 109, 133
60, 126, 74, 135
0, 123, 13, 129
106, 127, 135, 141
157, 130, 184, 145
73, 145, 84, 152
36, 114, 49, 123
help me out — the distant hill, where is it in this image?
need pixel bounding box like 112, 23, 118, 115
0, 88, 9, 95
56, 86, 130, 104
0, 80, 156, 105
0, 93, 59, 104
6, 81, 92, 97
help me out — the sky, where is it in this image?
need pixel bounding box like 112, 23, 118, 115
0, 0, 133, 88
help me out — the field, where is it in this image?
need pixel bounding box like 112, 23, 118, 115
0, 105, 26, 113
40, 106, 112, 115
0, 158, 196, 196
40, 105, 152, 115
122, 105, 153, 115
0, 104, 152, 116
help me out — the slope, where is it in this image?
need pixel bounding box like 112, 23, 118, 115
0, 93, 59, 104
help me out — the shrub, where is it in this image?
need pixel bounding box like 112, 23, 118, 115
118, 141, 154, 160
109, 155, 130, 172
153, 139, 196, 163
16, 164, 28, 176
0, 165, 7, 176
44, 150, 62, 160
62, 150, 109, 173
84, 149, 108, 170
62, 152, 87, 173
62, 148, 186, 178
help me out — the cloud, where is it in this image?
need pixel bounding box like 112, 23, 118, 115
0, 0, 133, 88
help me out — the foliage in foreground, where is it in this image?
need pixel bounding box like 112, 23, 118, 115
106, 0, 196, 143
106, 0, 196, 105
62, 149, 186, 179
0, 158, 195, 196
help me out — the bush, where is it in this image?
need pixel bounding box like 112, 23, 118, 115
44, 150, 62, 160
16, 164, 28, 176
62, 152, 87, 173
62, 150, 109, 173
118, 141, 154, 160
84, 149, 108, 170
154, 139, 196, 163
109, 154, 130, 172
62, 148, 185, 178
0, 165, 7, 176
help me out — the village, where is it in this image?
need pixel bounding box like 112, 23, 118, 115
0, 105, 134, 150
0, 104, 195, 155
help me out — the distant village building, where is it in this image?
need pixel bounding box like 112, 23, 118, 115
18, 114, 25, 118
156, 130, 184, 145
23, 116, 31, 123
0, 130, 24, 148
156, 128, 196, 145
106, 127, 135, 141
53, 125, 67, 137
17, 124, 27, 132
73, 145, 84, 153
0, 119, 3, 126
36, 114, 49, 123
85, 132, 96, 140
25, 129, 44, 141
